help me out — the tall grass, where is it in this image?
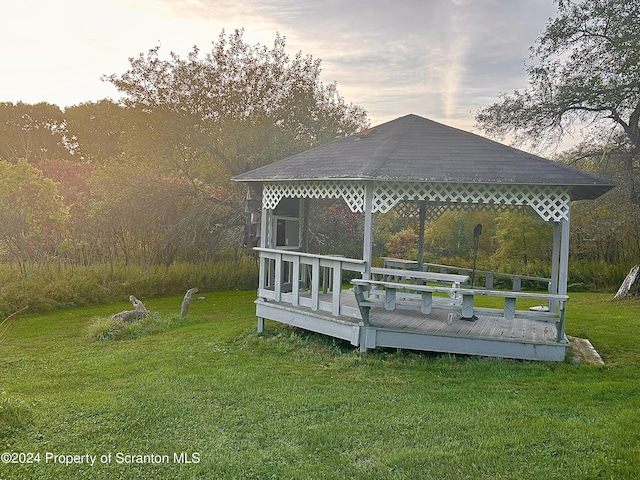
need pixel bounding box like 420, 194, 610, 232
0, 256, 634, 318
0, 260, 258, 317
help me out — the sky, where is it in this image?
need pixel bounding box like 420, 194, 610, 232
2, 0, 560, 136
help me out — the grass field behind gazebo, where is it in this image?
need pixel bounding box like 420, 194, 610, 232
1, 290, 638, 479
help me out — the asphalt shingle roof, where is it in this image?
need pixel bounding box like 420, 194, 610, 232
234, 114, 614, 200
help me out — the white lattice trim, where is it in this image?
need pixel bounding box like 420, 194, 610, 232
395, 201, 529, 221
374, 182, 570, 221
263, 181, 365, 212
262, 181, 570, 221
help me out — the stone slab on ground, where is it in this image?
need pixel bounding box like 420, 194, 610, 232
567, 335, 605, 365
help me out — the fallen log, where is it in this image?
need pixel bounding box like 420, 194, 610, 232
112, 295, 149, 322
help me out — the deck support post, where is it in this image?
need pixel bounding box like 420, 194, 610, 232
556, 301, 567, 342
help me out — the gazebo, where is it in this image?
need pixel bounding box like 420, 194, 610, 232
233, 114, 614, 361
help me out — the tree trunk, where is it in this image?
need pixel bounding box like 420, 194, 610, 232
180, 288, 199, 317
614, 265, 640, 299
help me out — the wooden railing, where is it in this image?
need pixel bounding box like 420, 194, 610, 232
255, 247, 365, 319
255, 250, 568, 343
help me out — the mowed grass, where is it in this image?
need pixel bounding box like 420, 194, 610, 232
1, 290, 639, 479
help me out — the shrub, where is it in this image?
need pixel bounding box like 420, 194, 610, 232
86, 317, 125, 342
87, 313, 191, 342
0, 392, 32, 439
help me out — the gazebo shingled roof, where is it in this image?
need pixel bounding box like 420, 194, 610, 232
233, 114, 614, 200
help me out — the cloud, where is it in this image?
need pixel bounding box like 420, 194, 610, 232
1, 0, 558, 133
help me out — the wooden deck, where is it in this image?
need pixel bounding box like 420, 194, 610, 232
256, 290, 567, 361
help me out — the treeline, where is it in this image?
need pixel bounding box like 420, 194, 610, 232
0, 30, 368, 275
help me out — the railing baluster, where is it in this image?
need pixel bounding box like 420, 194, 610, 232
332, 260, 342, 315
292, 255, 300, 306
274, 252, 282, 302
311, 257, 320, 311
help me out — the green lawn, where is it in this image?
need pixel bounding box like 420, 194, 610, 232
1, 291, 639, 479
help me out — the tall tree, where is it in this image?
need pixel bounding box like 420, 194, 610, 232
0, 102, 70, 163
0, 159, 69, 271
103, 29, 369, 177
475, 0, 640, 204
64, 100, 128, 163
99, 29, 369, 261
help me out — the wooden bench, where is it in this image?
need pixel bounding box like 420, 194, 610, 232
351, 278, 568, 323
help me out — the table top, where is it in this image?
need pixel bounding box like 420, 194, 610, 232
371, 267, 469, 284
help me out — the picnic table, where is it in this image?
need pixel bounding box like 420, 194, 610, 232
371, 267, 469, 288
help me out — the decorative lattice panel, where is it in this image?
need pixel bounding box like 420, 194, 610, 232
373, 182, 570, 221
262, 181, 570, 221
262, 181, 365, 213
395, 201, 529, 222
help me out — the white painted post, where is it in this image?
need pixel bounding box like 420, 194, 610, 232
332, 260, 342, 316
311, 257, 320, 311
417, 201, 426, 270
420, 292, 433, 314
504, 297, 516, 320
292, 255, 300, 306
556, 211, 571, 343
550, 222, 562, 312
485, 272, 493, 289
274, 252, 282, 302
461, 294, 474, 318
384, 287, 397, 310
362, 181, 374, 280
513, 277, 522, 292
558, 212, 570, 297
257, 202, 270, 332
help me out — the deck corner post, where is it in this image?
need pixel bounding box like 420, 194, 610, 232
257, 317, 265, 333
358, 325, 368, 352
556, 301, 567, 343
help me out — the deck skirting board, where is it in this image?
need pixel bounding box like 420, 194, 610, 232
256, 300, 361, 346
367, 327, 566, 361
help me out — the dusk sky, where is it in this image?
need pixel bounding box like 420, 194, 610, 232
3, 0, 561, 137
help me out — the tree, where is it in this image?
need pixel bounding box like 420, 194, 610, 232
64, 100, 128, 163
0, 102, 70, 163
100, 29, 369, 262
0, 159, 69, 272
37, 159, 98, 265
103, 29, 369, 176
475, 0, 640, 204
